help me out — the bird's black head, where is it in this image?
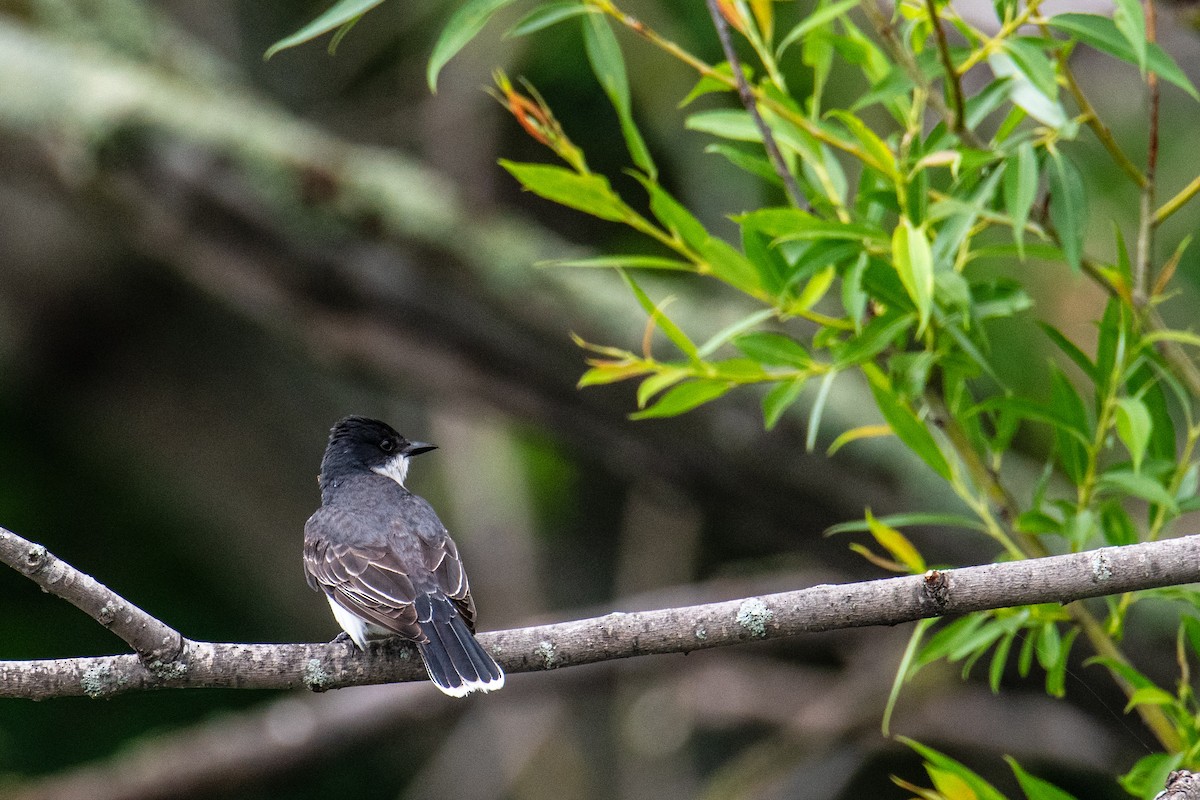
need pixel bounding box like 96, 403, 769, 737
318, 416, 436, 495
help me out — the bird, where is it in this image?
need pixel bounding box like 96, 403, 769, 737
303, 415, 504, 696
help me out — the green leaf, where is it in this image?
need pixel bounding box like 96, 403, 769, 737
1124, 685, 1176, 712
806, 370, 838, 452
1097, 469, 1179, 513
1112, 0, 1148, 75
864, 509, 926, 573
696, 309, 777, 359
427, 0, 518, 91
733, 332, 812, 368
1049, 14, 1199, 99
1039, 323, 1096, 381
1047, 151, 1087, 272
1050, 369, 1091, 483
704, 144, 781, 184
1045, 626, 1079, 697
762, 377, 807, 429
863, 364, 952, 480
506, 2, 594, 37
265, 0, 386, 59
499, 161, 633, 222
836, 312, 915, 366
826, 512, 986, 535
971, 395, 1090, 447
1119, 753, 1185, 799
1006, 757, 1082, 800
636, 368, 688, 407
1003, 142, 1039, 258
1003, 38, 1059, 101
776, 0, 863, 58
1115, 397, 1152, 473
829, 110, 899, 181
582, 13, 655, 176
680, 62, 743, 108
988, 51, 1068, 128
546, 255, 696, 271
989, 631, 1015, 692
629, 379, 733, 419
892, 218, 935, 334
619, 271, 698, 360
899, 738, 1009, 800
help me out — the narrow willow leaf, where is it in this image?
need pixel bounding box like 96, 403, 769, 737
883, 620, 935, 735
1048, 14, 1199, 99
865, 509, 926, 573
836, 312, 915, 366
1047, 151, 1087, 271
1112, 0, 1148, 73
898, 739, 1009, 800
825, 512, 987, 535
806, 370, 838, 452
620, 271, 699, 360
829, 110, 899, 181
762, 377, 807, 429
989, 631, 1015, 692
506, 2, 594, 37
733, 332, 812, 367
629, 380, 733, 419
1038, 322, 1096, 381
826, 424, 892, 456
582, 13, 655, 176
988, 51, 1068, 128
1003, 38, 1059, 100
500, 160, 632, 222
547, 255, 696, 271
427, 0, 518, 91
578, 362, 651, 386
696, 309, 776, 359
776, 0, 863, 58
265, 0, 386, 59
892, 218, 934, 334
1003, 142, 1038, 258
1115, 397, 1152, 473
636, 368, 688, 408
704, 143, 782, 184
864, 364, 952, 480
1097, 469, 1179, 512
1006, 757, 1083, 800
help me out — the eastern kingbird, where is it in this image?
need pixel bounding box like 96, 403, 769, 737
304, 416, 505, 696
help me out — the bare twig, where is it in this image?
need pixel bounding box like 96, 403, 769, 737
0, 527, 184, 666
923, 0, 966, 135
5, 525, 1200, 700
703, 0, 806, 208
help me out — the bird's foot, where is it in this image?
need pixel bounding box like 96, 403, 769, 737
330, 632, 359, 652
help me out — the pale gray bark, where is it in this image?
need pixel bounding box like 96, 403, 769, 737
4, 523, 1200, 700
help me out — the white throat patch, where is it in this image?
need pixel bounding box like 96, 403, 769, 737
372, 453, 411, 487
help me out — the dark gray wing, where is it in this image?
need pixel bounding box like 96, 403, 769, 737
304, 507, 477, 641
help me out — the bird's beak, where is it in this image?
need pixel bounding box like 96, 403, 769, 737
403, 441, 437, 457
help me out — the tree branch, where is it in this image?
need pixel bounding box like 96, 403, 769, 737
0, 527, 184, 666
5, 525, 1200, 700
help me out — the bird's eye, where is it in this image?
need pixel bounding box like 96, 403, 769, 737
380, 439, 395, 453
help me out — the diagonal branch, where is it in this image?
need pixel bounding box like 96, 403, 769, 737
0, 527, 185, 666
4, 527, 1200, 700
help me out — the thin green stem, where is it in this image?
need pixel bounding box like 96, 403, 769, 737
1155, 174, 1200, 226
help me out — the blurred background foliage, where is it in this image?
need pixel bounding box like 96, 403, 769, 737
0, 1, 1197, 798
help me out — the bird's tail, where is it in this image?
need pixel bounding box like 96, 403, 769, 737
416, 597, 505, 697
